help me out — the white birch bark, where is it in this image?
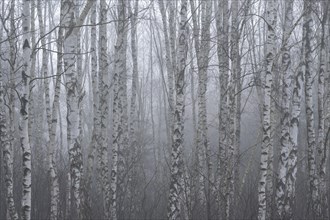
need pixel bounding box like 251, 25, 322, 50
285, 49, 304, 220
128, 0, 140, 216
63, 1, 84, 217
117, 1, 129, 217
190, 1, 212, 217
62, 1, 94, 217
303, 1, 321, 217
167, 0, 188, 218
66, 172, 71, 220
0, 1, 18, 220
8, 5, 17, 211
318, 3, 329, 218
168, 0, 177, 110
1, 79, 18, 220
191, 0, 207, 214
227, 0, 240, 218
110, 1, 127, 219
266, 86, 275, 220
275, 0, 294, 218
216, 0, 229, 218
257, 0, 276, 219
28, 0, 36, 142
85, 2, 98, 217
0, 7, 18, 218
62, 0, 81, 216
98, 0, 111, 217
75, 5, 84, 164
203, 2, 213, 219
21, 0, 32, 219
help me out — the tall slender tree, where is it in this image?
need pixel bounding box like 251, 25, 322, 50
128, 0, 140, 216
21, 0, 32, 219
190, 0, 212, 218
110, 1, 128, 219
303, 0, 321, 217
227, 0, 240, 218
1, 1, 19, 219
98, 0, 111, 217
276, 0, 294, 219
257, 0, 277, 219
62, 0, 81, 217
167, 0, 188, 218
216, 0, 229, 218
318, 2, 329, 218
84, 2, 98, 218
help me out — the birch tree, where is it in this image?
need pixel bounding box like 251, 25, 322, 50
27, 0, 36, 143
110, 1, 128, 219
128, 0, 140, 216
21, 0, 32, 218
317, 2, 329, 218
1, 0, 329, 219
167, 0, 188, 219
62, 1, 94, 217
275, 0, 294, 218
62, 0, 81, 216
98, 0, 111, 217
117, 1, 129, 216
84, 2, 98, 218
227, 0, 240, 218
216, 0, 229, 218
1, 57, 19, 220
303, 1, 321, 217
257, 0, 277, 219
190, 1, 212, 217
1, 1, 19, 219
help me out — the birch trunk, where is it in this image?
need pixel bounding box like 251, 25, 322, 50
28, 0, 36, 143
318, 3, 329, 218
266, 82, 276, 220
190, 1, 212, 217
98, 0, 111, 217
216, 0, 229, 218
201, 3, 213, 218
257, 0, 276, 219
85, 2, 98, 218
128, 0, 140, 216
110, 1, 127, 219
1, 75, 18, 220
275, 0, 294, 218
62, 1, 94, 217
62, 0, 81, 216
303, 1, 321, 217
1, 1, 18, 219
21, 0, 32, 219
227, 0, 240, 218
117, 1, 129, 217
167, 0, 188, 218
1, 5, 18, 217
